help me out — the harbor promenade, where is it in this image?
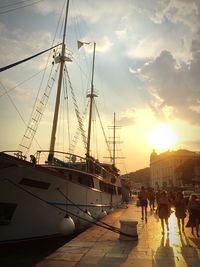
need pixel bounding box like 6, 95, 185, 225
36, 198, 200, 267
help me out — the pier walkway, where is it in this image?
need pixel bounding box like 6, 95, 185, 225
37, 199, 200, 267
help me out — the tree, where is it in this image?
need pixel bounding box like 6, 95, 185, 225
175, 159, 196, 185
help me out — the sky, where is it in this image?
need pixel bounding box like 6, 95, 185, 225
0, 0, 200, 174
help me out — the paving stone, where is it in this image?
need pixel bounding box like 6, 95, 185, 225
36, 260, 77, 267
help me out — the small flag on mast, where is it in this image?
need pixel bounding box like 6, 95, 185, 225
77, 40, 91, 49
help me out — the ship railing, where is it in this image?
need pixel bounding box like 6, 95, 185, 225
36, 150, 86, 167
0, 150, 118, 183
35, 150, 117, 182
86, 156, 118, 182
1, 150, 27, 160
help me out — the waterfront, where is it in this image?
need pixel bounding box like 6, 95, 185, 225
1, 199, 200, 266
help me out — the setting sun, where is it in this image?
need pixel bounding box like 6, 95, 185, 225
148, 123, 178, 150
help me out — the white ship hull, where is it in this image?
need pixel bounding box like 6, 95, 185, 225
0, 152, 122, 244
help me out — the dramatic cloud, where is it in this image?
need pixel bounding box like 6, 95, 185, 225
132, 30, 200, 124
151, 0, 200, 30
1, 0, 200, 172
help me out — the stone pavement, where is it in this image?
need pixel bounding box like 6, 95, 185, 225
36, 199, 200, 267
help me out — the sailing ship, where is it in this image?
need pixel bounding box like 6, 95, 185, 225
0, 0, 122, 243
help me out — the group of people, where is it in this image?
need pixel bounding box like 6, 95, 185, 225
138, 186, 200, 236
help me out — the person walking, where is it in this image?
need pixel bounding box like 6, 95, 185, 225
138, 186, 148, 222
157, 191, 171, 234
148, 188, 156, 211
186, 194, 200, 237
155, 189, 161, 214
174, 191, 187, 233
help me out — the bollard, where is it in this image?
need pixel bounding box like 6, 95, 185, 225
119, 218, 138, 240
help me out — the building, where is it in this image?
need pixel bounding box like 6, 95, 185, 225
150, 149, 200, 189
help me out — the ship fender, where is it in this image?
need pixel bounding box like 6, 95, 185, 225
98, 210, 107, 219
59, 215, 75, 236
107, 207, 114, 214
80, 210, 94, 227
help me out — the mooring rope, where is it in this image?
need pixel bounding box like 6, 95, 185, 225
4, 178, 138, 238
57, 188, 121, 232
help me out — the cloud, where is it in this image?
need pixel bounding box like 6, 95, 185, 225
132, 31, 200, 125
81, 36, 113, 54
31, 1, 64, 16
182, 139, 200, 149
150, 0, 200, 31
115, 28, 127, 40
0, 78, 29, 99
123, 0, 200, 61
1, 0, 200, 124
117, 116, 136, 127
117, 108, 136, 127
0, 21, 53, 72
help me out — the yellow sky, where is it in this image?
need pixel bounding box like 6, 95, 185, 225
0, 0, 200, 175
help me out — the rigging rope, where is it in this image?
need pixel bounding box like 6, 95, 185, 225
0, 0, 45, 15
69, 101, 89, 154
0, 43, 61, 72
65, 65, 87, 149
17, 1, 66, 155
0, 0, 37, 9
63, 71, 71, 152
95, 103, 112, 160
0, 81, 44, 154
0, 67, 48, 98
0, 80, 27, 127
19, 65, 59, 155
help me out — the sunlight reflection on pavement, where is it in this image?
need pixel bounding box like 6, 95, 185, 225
149, 209, 200, 267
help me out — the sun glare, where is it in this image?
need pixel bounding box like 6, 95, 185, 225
148, 124, 178, 151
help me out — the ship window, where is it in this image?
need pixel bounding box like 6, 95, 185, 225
0, 202, 17, 225
78, 174, 94, 188
99, 180, 105, 192
99, 181, 116, 194
111, 185, 116, 195
19, 178, 50, 189
95, 165, 101, 175
117, 187, 122, 195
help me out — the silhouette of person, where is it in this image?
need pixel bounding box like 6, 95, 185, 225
138, 186, 148, 222
30, 155, 36, 165
186, 194, 200, 237
174, 191, 187, 233
157, 191, 171, 234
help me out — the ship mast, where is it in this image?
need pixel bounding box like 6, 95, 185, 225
113, 112, 116, 165
105, 112, 124, 166
48, 0, 70, 160
86, 42, 97, 158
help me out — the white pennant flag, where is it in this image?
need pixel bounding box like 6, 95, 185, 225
77, 40, 91, 49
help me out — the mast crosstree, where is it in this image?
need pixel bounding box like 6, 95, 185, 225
105, 112, 125, 165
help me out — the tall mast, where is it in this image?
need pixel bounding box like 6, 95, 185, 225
86, 42, 97, 158
113, 112, 116, 165
49, 0, 70, 159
